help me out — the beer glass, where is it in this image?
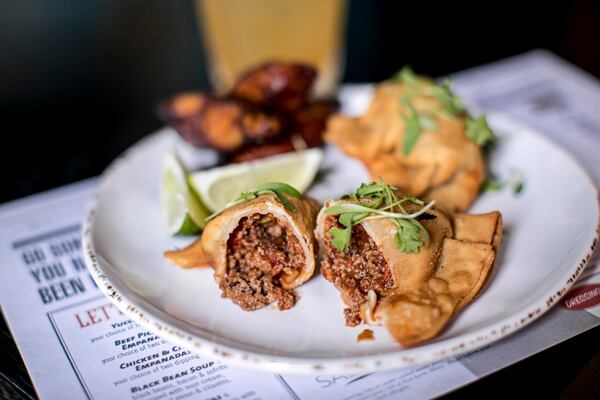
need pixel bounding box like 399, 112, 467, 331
196, 0, 347, 97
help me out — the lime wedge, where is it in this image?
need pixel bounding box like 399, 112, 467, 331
189, 148, 323, 212
161, 151, 210, 235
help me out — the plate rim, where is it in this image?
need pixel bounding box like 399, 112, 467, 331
82, 114, 600, 374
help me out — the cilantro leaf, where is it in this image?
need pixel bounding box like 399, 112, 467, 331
356, 182, 386, 196
395, 219, 424, 253
392, 65, 420, 87
418, 114, 438, 132
481, 179, 505, 193
393, 66, 495, 150
363, 196, 383, 209
324, 180, 436, 254
466, 115, 495, 146
403, 111, 421, 156
399, 96, 422, 155
338, 212, 355, 228
329, 211, 357, 252
399, 97, 439, 155
513, 180, 524, 194
481, 170, 525, 196
432, 79, 466, 116
330, 226, 351, 253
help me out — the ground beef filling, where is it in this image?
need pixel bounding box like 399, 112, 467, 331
321, 216, 393, 326
222, 213, 304, 311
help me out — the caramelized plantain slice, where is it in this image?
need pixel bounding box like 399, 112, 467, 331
158, 92, 210, 147
196, 99, 245, 151
291, 100, 338, 146
159, 93, 285, 151
233, 62, 317, 112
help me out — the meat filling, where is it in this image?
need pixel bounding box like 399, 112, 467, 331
321, 216, 393, 326
222, 213, 304, 311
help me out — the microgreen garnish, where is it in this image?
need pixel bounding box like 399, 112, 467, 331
325, 180, 434, 253
400, 97, 422, 156
466, 115, 495, 146
512, 180, 524, 194
509, 169, 525, 195
433, 79, 467, 116
481, 169, 525, 196
391, 68, 496, 153
392, 65, 421, 87
396, 219, 428, 253
418, 114, 438, 132
481, 179, 505, 193
205, 182, 301, 221
399, 96, 438, 155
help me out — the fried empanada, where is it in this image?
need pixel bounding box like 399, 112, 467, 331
325, 81, 486, 212
165, 192, 320, 311
316, 190, 503, 345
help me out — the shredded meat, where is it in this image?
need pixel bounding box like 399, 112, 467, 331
222, 214, 304, 311
321, 216, 393, 325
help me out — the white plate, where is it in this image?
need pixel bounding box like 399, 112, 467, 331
83, 102, 599, 374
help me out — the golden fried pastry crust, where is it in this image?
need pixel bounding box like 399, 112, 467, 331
325, 82, 485, 212
376, 211, 502, 346
316, 198, 503, 345
165, 193, 320, 311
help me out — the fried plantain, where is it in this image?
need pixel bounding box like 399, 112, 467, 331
159, 62, 331, 155
232, 62, 317, 112
291, 100, 338, 146
159, 93, 285, 151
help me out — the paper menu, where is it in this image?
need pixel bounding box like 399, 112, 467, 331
1, 50, 600, 399
452, 49, 600, 279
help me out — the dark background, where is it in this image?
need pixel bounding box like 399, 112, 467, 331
0, 0, 599, 204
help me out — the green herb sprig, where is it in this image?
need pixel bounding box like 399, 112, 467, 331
325, 181, 435, 253
481, 179, 504, 193
398, 95, 439, 156
392, 65, 421, 87
205, 182, 301, 221
466, 115, 495, 146
432, 78, 467, 116
481, 169, 525, 196
391, 66, 496, 153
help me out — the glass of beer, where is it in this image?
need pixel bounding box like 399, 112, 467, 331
196, 0, 347, 98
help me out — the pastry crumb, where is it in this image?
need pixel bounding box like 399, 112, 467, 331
357, 329, 375, 342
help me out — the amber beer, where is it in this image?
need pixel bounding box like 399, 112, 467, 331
197, 0, 347, 97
